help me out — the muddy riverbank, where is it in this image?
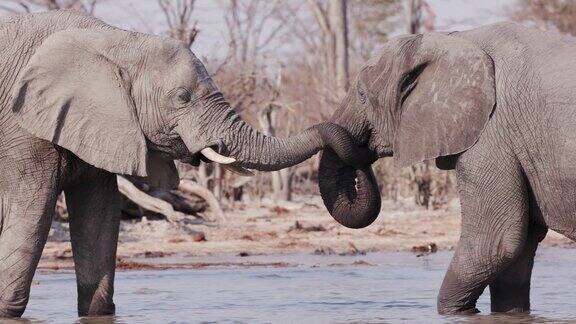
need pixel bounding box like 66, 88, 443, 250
40, 195, 573, 271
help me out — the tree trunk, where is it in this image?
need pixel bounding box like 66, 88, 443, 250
259, 102, 293, 202
279, 169, 293, 201
197, 162, 209, 188
213, 164, 222, 200
330, 0, 349, 97
308, 0, 350, 100
405, 0, 435, 34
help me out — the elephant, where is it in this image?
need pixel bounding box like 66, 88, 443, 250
316, 22, 576, 314
0, 10, 361, 317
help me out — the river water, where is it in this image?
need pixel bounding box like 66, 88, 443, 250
20, 247, 576, 323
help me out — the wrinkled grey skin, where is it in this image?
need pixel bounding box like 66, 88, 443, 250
0, 11, 353, 318
320, 22, 576, 314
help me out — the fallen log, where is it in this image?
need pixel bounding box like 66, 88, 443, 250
149, 189, 206, 215
117, 176, 186, 223
178, 180, 224, 221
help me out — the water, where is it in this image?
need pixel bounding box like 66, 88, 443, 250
19, 247, 576, 323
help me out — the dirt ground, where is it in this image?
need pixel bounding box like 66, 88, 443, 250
40, 195, 574, 271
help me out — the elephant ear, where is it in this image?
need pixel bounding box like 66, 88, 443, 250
394, 33, 495, 168
11, 29, 148, 176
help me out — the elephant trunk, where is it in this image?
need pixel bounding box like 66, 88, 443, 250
318, 150, 381, 228
180, 93, 357, 172
223, 117, 325, 171
223, 109, 378, 173
316, 123, 381, 229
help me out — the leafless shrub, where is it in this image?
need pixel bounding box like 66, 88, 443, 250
513, 0, 576, 35
158, 0, 199, 47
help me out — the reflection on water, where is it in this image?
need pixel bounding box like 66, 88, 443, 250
21, 247, 576, 323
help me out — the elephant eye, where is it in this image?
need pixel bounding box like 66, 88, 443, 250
171, 87, 192, 107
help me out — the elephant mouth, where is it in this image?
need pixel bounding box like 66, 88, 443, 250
179, 153, 201, 167
376, 145, 393, 158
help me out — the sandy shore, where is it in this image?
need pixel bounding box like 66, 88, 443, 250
39, 195, 574, 271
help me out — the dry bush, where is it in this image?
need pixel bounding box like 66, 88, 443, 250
513, 0, 576, 35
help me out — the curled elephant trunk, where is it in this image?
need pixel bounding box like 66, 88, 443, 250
316, 123, 381, 229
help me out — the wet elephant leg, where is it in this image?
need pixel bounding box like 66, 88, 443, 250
65, 172, 120, 317
489, 218, 547, 313
0, 173, 58, 317
437, 145, 529, 314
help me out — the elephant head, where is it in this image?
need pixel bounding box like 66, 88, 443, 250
10, 27, 337, 186
319, 32, 496, 228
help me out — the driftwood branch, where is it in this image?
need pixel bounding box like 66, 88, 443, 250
117, 176, 187, 223
178, 180, 224, 220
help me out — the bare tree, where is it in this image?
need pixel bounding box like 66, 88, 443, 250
259, 66, 294, 201
349, 0, 401, 60
404, 0, 435, 34
308, 0, 350, 98
224, 0, 285, 65
157, 0, 199, 48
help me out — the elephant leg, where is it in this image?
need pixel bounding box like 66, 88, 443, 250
489, 217, 547, 313
437, 151, 529, 314
0, 176, 58, 317
65, 172, 120, 317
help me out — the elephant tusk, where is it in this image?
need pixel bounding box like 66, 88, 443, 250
200, 147, 236, 164
222, 164, 255, 177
